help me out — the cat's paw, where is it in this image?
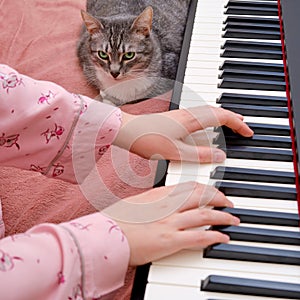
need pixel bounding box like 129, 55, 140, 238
94, 93, 103, 102
97, 91, 117, 106
102, 99, 117, 106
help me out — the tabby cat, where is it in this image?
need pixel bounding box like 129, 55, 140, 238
77, 0, 190, 106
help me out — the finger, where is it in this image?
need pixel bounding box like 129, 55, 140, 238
172, 208, 240, 230
185, 106, 254, 137
217, 109, 254, 137
174, 229, 230, 250
176, 182, 234, 212
173, 141, 226, 163
234, 113, 245, 120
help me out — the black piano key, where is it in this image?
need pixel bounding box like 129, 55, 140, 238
221, 46, 282, 60
220, 60, 284, 72
218, 77, 286, 91
218, 122, 290, 136
214, 181, 297, 200
215, 134, 292, 148
223, 146, 293, 161
245, 123, 290, 136
216, 207, 299, 226
225, 1, 279, 17
221, 47, 282, 60
224, 15, 280, 26
220, 103, 288, 117
225, 0, 279, 9
223, 21, 280, 31
219, 69, 285, 82
221, 40, 282, 50
222, 28, 280, 40
211, 225, 300, 245
217, 92, 287, 106
204, 243, 300, 265
210, 166, 295, 184
201, 275, 300, 299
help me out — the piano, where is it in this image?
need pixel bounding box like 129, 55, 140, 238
131, 0, 300, 299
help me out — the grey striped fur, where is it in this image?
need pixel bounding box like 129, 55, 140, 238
77, 0, 190, 106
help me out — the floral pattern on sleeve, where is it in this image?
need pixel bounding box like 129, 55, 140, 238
0, 65, 128, 299
0, 64, 122, 183
0, 71, 24, 93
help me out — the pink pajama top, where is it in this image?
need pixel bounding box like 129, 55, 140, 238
0, 64, 130, 300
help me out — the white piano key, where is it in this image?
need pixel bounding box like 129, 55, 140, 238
227, 196, 297, 212
237, 222, 299, 232
186, 57, 283, 69
145, 284, 292, 300
242, 116, 289, 125
166, 159, 295, 185
187, 46, 223, 56
188, 39, 224, 49
192, 27, 224, 36
229, 240, 300, 252
196, 0, 226, 8
184, 75, 222, 85
148, 264, 300, 288
168, 159, 294, 175
152, 250, 300, 279
182, 83, 287, 98
165, 174, 297, 213
184, 69, 220, 78
167, 175, 296, 190
178, 102, 291, 127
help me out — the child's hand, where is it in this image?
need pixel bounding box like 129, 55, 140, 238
110, 181, 240, 266
113, 105, 254, 163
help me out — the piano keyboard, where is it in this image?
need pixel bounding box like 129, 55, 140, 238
136, 0, 300, 299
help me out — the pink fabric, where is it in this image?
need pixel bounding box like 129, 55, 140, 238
0, 0, 169, 233
0, 199, 4, 238
0, 64, 130, 299
0, 0, 170, 298
0, 64, 121, 183
0, 213, 129, 300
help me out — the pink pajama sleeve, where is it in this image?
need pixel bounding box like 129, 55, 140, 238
0, 64, 122, 184
0, 64, 130, 299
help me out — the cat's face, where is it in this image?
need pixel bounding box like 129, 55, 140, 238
81, 7, 157, 91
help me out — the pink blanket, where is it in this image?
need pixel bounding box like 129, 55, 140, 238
0, 0, 170, 298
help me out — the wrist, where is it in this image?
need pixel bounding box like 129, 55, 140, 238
113, 111, 138, 151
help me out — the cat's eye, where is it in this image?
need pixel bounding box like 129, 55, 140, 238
98, 51, 109, 60
123, 52, 135, 60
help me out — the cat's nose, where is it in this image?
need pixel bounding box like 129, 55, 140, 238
110, 71, 120, 79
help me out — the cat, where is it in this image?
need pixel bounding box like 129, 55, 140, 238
77, 0, 191, 106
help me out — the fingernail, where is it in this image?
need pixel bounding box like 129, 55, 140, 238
222, 234, 230, 243
232, 216, 240, 225
213, 150, 226, 163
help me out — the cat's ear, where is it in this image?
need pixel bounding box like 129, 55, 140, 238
131, 6, 153, 37
81, 10, 104, 35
